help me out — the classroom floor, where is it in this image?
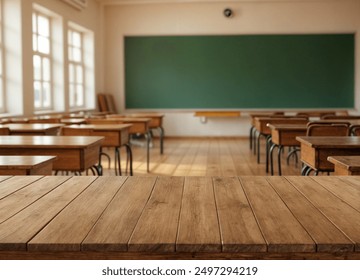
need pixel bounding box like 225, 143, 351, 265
101, 137, 303, 176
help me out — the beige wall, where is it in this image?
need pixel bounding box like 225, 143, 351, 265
101, 0, 360, 136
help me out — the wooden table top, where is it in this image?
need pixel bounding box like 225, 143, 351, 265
0, 155, 56, 168
267, 124, 307, 131
3, 123, 64, 132
0, 135, 104, 148
106, 117, 152, 123
328, 156, 360, 172
0, 176, 358, 260
296, 136, 360, 148
66, 124, 132, 131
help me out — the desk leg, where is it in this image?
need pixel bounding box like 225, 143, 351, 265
124, 143, 133, 176
145, 131, 151, 172
158, 127, 165, 154
114, 147, 122, 176
269, 143, 277, 175
277, 145, 283, 176
265, 135, 271, 173
249, 126, 254, 150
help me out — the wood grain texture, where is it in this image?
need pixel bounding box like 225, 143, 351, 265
128, 176, 184, 252
82, 176, 156, 251
213, 177, 266, 252
0, 176, 42, 200
0, 176, 70, 224
0, 176, 96, 251
269, 176, 354, 252
240, 176, 315, 253
176, 177, 221, 252
28, 177, 126, 251
287, 176, 360, 252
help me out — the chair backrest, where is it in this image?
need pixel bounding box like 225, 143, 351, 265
321, 115, 360, 120
306, 124, 349, 136
349, 124, 360, 136
61, 127, 93, 136
306, 121, 351, 127
97, 93, 117, 113
0, 127, 10, 135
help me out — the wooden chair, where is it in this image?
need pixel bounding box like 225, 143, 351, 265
349, 124, 360, 136
302, 123, 350, 175
97, 93, 117, 113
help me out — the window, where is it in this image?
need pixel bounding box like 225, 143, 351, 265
32, 11, 52, 110
68, 28, 85, 108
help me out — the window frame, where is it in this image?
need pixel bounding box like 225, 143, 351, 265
68, 27, 85, 109
32, 10, 53, 111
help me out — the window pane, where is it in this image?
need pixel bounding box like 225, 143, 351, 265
32, 34, 38, 52
43, 82, 51, 107
69, 64, 75, 83
34, 82, 41, 108
76, 85, 84, 106
72, 31, 81, 48
38, 36, 50, 54
33, 55, 41, 80
32, 14, 37, 33
42, 57, 50, 81
73, 47, 81, 62
76, 65, 83, 84
38, 15, 49, 37
69, 84, 75, 107
68, 46, 73, 61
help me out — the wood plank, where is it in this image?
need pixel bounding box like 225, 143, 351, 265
0, 176, 42, 200
194, 111, 240, 118
240, 176, 315, 253
213, 177, 266, 252
128, 177, 184, 252
269, 176, 354, 252
82, 176, 156, 251
287, 176, 360, 252
176, 177, 221, 252
0, 176, 70, 224
312, 176, 360, 212
0, 176, 97, 251
28, 177, 127, 251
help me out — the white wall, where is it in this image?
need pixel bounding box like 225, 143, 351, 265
101, 0, 360, 136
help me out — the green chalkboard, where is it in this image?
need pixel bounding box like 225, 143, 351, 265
125, 34, 354, 109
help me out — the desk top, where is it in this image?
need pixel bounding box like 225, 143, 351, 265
267, 124, 307, 131
0, 135, 104, 148
66, 124, 132, 131
0, 155, 56, 168
296, 136, 360, 148
0, 176, 358, 259
3, 123, 64, 132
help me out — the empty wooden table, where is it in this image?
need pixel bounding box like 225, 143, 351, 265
0, 155, 56, 175
0, 136, 104, 175
0, 176, 358, 260
296, 136, 360, 175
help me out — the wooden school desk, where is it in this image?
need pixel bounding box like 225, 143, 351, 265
267, 124, 307, 175
296, 136, 360, 175
108, 113, 165, 154
63, 124, 133, 175
0, 176, 358, 260
327, 156, 360, 175
0, 156, 56, 175
90, 117, 152, 172
0, 136, 104, 175
3, 123, 64, 135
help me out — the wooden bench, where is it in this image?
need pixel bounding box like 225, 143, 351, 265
0, 156, 56, 175
327, 156, 360, 175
